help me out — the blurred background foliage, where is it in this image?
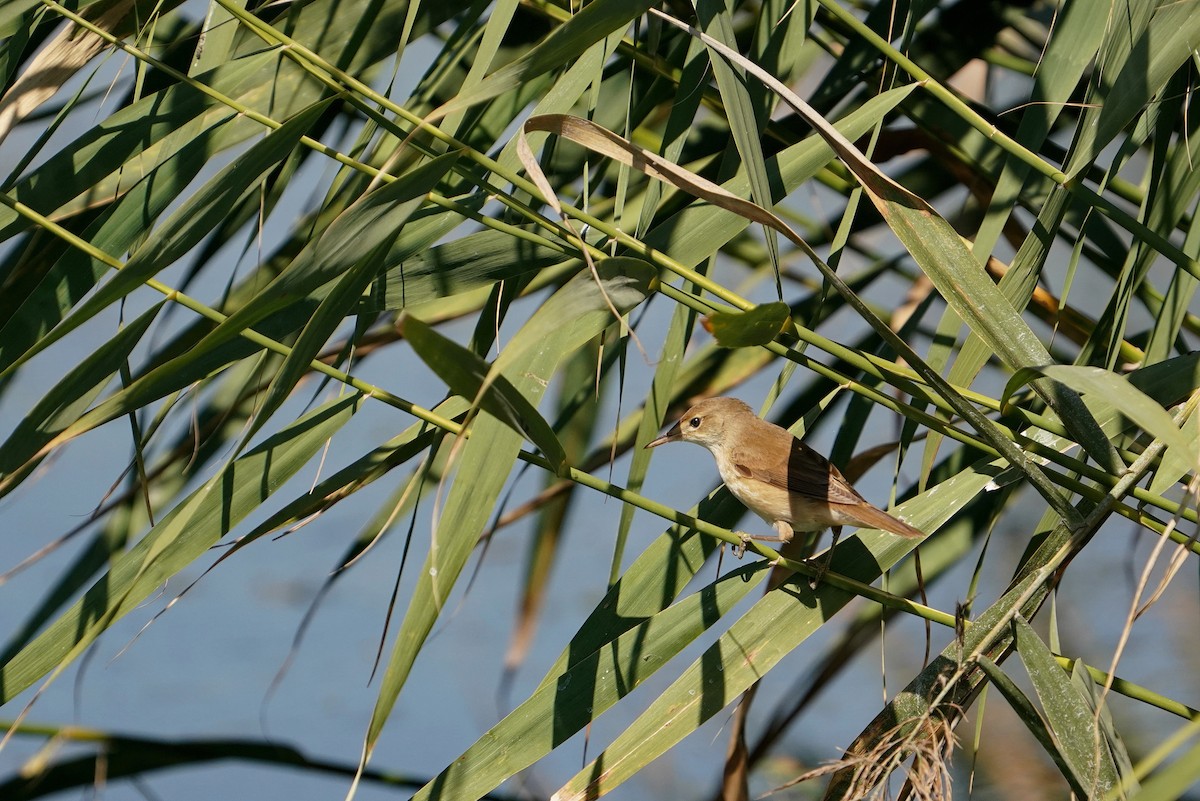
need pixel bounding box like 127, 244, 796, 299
0, 0, 1199, 798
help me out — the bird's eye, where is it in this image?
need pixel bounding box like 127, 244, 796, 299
689, 417, 701, 428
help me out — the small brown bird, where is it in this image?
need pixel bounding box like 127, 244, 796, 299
646, 397, 923, 579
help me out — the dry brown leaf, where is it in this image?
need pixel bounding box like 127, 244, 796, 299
0, 0, 135, 144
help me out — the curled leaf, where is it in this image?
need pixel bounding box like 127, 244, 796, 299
705, 302, 791, 348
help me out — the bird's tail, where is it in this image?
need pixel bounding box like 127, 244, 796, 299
843, 503, 925, 539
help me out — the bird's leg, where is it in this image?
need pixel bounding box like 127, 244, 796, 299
731, 522, 792, 561
809, 526, 843, 588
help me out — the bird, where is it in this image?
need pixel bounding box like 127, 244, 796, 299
645, 396, 924, 583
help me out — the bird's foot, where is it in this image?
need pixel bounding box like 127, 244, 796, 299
807, 553, 833, 589
732, 531, 753, 559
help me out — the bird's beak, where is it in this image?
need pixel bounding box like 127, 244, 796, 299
645, 420, 682, 449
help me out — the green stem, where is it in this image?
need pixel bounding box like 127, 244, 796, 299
816, 0, 1200, 282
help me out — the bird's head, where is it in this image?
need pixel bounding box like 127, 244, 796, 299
645, 396, 755, 452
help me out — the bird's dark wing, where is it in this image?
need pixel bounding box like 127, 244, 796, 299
732, 435, 865, 505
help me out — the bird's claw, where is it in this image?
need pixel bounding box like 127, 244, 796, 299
732, 532, 752, 559
808, 554, 832, 589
